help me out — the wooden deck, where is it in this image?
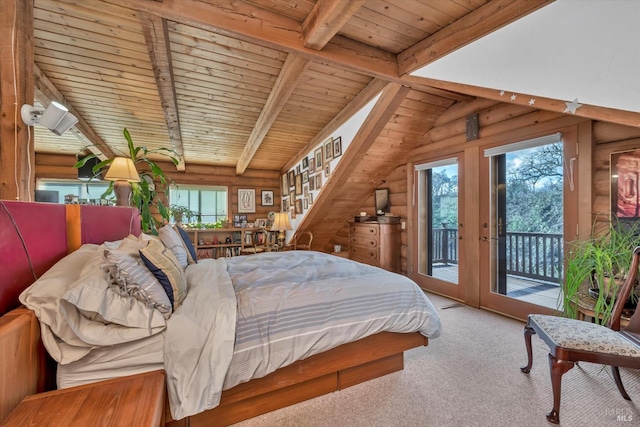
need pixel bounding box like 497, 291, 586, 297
431, 264, 561, 310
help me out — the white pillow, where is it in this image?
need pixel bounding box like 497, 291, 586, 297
19, 244, 166, 364
104, 238, 173, 319
159, 225, 189, 269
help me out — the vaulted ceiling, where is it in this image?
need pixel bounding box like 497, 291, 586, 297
32, 0, 555, 174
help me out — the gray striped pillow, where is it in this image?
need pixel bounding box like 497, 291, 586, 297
104, 238, 172, 319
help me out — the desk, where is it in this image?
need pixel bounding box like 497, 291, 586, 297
3, 370, 165, 427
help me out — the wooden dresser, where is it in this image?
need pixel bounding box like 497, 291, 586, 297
348, 218, 400, 272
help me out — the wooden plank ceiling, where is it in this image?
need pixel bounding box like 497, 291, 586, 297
29, 0, 560, 248
32, 0, 554, 167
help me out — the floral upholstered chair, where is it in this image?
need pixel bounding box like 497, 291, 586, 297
521, 246, 640, 424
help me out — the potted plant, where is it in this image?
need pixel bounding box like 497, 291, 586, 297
562, 219, 640, 325
74, 128, 180, 234
169, 204, 200, 225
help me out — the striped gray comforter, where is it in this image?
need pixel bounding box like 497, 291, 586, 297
165, 251, 441, 420
222, 251, 441, 390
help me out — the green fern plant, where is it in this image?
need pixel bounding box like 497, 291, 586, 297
562, 219, 640, 325
74, 128, 180, 234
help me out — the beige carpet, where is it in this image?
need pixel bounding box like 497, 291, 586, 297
233, 293, 640, 427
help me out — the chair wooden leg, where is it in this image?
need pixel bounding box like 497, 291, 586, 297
520, 325, 536, 373
546, 353, 574, 424
612, 366, 632, 401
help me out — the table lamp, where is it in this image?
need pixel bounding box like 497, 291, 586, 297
271, 212, 292, 248
104, 157, 140, 206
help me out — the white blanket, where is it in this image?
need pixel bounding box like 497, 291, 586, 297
164, 258, 237, 420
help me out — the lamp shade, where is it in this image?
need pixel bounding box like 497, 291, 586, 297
271, 212, 292, 231
104, 157, 140, 182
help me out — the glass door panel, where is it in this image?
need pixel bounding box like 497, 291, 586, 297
413, 158, 461, 298
488, 139, 564, 310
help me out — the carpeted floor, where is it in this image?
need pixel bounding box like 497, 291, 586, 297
232, 293, 640, 427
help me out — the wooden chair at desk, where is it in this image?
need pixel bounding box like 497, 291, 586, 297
292, 231, 313, 250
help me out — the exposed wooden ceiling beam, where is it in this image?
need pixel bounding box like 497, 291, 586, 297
398, 0, 554, 76
236, 53, 311, 175
140, 11, 185, 171
102, 0, 520, 104
299, 82, 411, 229
302, 0, 366, 50
281, 77, 388, 173
33, 63, 115, 159
403, 75, 640, 129
103, 0, 398, 79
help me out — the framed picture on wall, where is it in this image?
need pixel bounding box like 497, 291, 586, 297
288, 170, 295, 188
333, 136, 342, 158
282, 174, 288, 193
295, 198, 303, 214
324, 138, 333, 163
295, 174, 303, 195
261, 190, 274, 206
611, 148, 640, 220
237, 189, 255, 213
315, 148, 323, 169
302, 156, 309, 169
309, 176, 315, 191
316, 174, 322, 189
302, 170, 308, 183
309, 158, 315, 173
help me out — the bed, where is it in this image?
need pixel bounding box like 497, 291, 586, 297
0, 201, 441, 427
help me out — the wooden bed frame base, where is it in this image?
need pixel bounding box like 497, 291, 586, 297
168, 331, 427, 427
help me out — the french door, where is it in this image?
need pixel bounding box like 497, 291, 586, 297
411, 156, 463, 300
410, 129, 579, 319
480, 132, 578, 318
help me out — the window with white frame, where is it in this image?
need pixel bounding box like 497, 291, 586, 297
37, 179, 112, 203
169, 185, 227, 224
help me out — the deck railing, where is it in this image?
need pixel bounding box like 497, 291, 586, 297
432, 227, 563, 284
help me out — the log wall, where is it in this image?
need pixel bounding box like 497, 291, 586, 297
35, 154, 281, 224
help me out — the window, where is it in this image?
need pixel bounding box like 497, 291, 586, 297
37, 180, 112, 203
169, 185, 227, 223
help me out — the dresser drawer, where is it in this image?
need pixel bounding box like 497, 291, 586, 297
349, 247, 378, 264
349, 235, 378, 249
349, 224, 378, 237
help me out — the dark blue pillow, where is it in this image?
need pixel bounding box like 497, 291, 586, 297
174, 225, 198, 264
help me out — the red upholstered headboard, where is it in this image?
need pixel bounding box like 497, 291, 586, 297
0, 202, 141, 316
0, 201, 68, 316
66, 204, 141, 252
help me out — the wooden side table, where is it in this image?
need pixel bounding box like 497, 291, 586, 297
573, 291, 631, 327
3, 370, 165, 427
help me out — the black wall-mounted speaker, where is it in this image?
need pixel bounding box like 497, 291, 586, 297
77, 156, 101, 180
